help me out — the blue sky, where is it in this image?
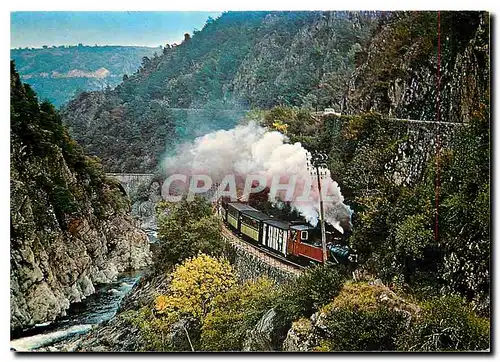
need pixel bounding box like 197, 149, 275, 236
11, 11, 222, 48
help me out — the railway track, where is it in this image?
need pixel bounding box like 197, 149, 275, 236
221, 223, 304, 277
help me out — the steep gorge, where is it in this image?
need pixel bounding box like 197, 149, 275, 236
12, 10, 490, 352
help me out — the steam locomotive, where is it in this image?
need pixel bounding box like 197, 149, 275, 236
219, 201, 357, 265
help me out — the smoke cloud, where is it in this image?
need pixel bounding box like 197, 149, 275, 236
163, 121, 352, 233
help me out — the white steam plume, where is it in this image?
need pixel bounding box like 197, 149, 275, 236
163, 121, 352, 233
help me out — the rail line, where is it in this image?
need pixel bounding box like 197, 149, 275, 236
220, 222, 304, 277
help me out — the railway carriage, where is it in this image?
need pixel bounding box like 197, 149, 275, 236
239, 209, 271, 243
220, 202, 356, 265
288, 224, 324, 263
225, 202, 258, 231
262, 219, 290, 256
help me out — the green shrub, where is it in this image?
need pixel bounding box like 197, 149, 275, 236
318, 305, 406, 351
315, 281, 409, 351
155, 196, 227, 270
397, 295, 490, 351
122, 307, 174, 352
201, 277, 277, 351
275, 264, 349, 321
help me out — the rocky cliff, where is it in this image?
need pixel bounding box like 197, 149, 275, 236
10, 62, 152, 333
347, 11, 489, 123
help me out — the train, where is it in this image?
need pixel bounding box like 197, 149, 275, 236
219, 201, 357, 265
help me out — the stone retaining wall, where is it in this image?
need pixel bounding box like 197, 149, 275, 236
223, 236, 298, 285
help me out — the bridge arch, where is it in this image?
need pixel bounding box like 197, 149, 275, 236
106, 173, 156, 197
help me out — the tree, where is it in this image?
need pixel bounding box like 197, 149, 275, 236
437, 104, 490, 312
397, 295, 489, 351
155, 254, 237, 320
155, 196, 226, 270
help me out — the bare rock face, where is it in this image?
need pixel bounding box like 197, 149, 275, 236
282, 317, 314, 352
130, 180, 162, 232
347, 12, 489, 125
10, 194, 152, 332
242, 308, 277, 351
10, 63, 153, 336
10, 138, 152, 334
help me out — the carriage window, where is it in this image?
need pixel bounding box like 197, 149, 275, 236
300, 231, 308, 240
242, 215, 258, 229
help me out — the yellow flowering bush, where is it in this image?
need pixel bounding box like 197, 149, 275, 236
155, 253, 237, 320
272, 120, 289, 134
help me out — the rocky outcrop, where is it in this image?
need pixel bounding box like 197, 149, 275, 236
10, 64, 152, 333
242, 308, 278, 351
40, 272, 171, 352
10, 178, 152, 332
347, 12, 489, 124
129, 179, 162, 232
282, 280, 420, 351
282, 317, 314, 352
40, 313, 144, 352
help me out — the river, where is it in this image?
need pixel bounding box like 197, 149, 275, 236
10, 270, 145, 352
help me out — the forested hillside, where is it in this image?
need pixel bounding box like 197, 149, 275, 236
61, 11, 378, 172
258, 11, 490, 314
11, 45, 160, 107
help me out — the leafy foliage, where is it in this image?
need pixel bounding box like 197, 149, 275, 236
299, 282, 489, 352
127, 254, 237, 351
437, 111, 490, 311
154, 196, 226, 271
10, 61, 129, 234
275, 264, 349, 322
316, 282, 413, 351
397, 295, 490, 351
321, 109, 490, 313
318, 305, 406, 351
155, 254, 237, 320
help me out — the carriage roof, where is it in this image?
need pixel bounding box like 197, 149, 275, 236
240, 209, 272, 221
227, 202, 258, 212
263, 218, 290, 230
290, 224, 315, 231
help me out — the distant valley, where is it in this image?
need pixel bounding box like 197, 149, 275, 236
11, 45, 161, 106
